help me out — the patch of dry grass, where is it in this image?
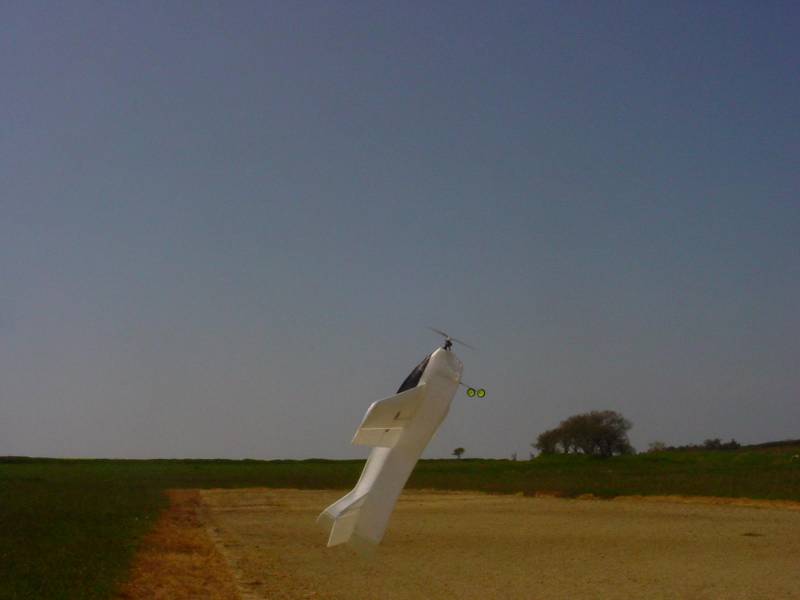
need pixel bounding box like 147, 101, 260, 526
114, 490, 239, 600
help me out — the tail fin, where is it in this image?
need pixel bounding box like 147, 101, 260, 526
317, 491, 368, 547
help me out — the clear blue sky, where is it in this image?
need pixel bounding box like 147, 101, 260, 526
2, 2, 798, 458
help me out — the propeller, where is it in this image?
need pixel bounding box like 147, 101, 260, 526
427, 327, 477, 350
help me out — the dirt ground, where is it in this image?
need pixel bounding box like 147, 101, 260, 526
197, 488, 800, 600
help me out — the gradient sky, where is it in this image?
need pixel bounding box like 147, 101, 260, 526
2, 2, 798, 459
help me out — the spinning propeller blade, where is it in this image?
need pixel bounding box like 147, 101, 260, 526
427, 327, 477, 350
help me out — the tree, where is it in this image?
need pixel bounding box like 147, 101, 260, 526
532, 410, 634, 458
647, 441, 667, 453
452, 447, 465, 459
534, 428, 561, 455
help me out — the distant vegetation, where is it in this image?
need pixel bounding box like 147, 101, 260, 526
649, 438, 741, 452
2, 446, 799, 599
747, 438, 800, 449
533, 410, 634, 457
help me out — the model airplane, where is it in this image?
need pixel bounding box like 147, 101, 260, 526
318, 329, 485, 551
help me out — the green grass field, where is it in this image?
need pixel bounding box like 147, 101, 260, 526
2, 448, 799, 599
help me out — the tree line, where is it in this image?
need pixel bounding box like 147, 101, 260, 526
449, 409, 768, 460
647, 438, 741, 452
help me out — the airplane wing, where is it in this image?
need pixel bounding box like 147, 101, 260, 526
351, 384, 427, 448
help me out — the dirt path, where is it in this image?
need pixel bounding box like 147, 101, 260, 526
199, 488, 800, 600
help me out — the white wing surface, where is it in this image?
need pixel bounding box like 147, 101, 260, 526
351, 384, 426, 448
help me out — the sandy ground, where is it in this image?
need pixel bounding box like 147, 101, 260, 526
198, 488, 800, 600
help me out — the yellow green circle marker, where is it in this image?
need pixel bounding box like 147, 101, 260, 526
477, 388, 486, 398
466, 387, 476, 397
